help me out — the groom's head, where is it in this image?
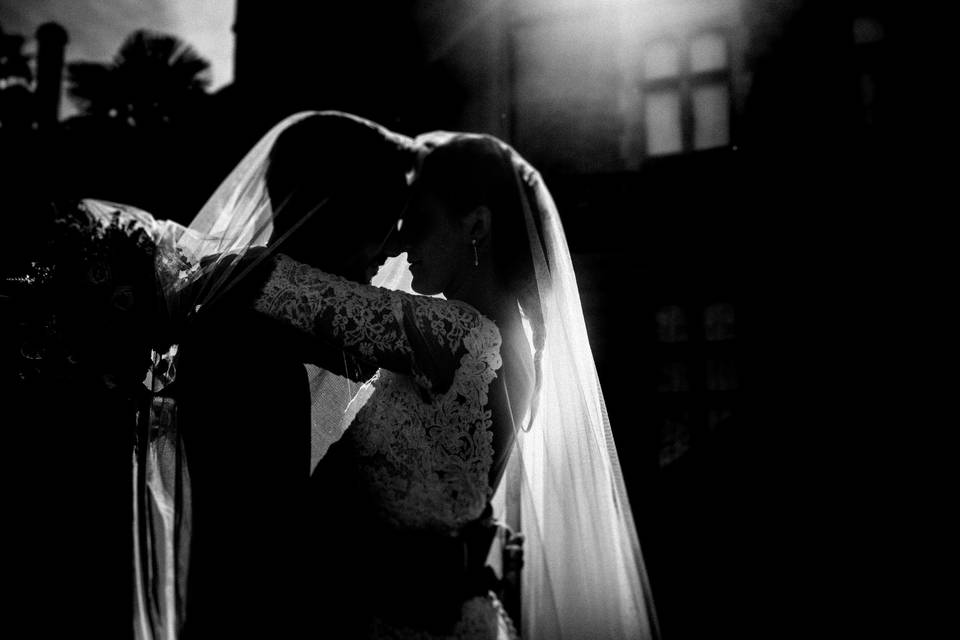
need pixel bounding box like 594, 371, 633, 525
265, 112, 414, 283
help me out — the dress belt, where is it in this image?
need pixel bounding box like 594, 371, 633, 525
357, 504, 502, 632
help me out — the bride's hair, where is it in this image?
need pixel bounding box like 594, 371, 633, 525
415, 135, 547, 425
264, 113, 414, 271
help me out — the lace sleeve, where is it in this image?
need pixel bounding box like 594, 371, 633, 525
253, 253, 490, 392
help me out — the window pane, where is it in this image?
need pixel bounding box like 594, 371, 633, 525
706, 359, 738, 391
853, 17, 884, 45
656, 305, 688, 342
690, 33, 728, 73
659, 411, 691, 468
658, 361, 690, 393
645, 90, 682, 156
644, 40, 680, 80
707, 408, 733, 432
705, 303, 736, 341
692, 83, 729, 150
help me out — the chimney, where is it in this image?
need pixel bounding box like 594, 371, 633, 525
35, 22, 68, 128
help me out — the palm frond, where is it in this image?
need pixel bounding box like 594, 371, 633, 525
114, 29, 211, 91
67, 29, 213, 126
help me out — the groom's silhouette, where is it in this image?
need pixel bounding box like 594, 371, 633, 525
175, 113, 413, 639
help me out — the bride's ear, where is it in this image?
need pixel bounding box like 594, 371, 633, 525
462, 205, 492, 245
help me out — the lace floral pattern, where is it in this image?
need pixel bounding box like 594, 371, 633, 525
254, 254, 503, 533
254, 254, 512, 637
256, 255, 409, 358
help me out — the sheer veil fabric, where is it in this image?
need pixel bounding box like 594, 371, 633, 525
135, 112, 659, 639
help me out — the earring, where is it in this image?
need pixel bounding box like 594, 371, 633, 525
472, 239, 479, 267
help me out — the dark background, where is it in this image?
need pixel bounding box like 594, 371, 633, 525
1, 1, 926, 637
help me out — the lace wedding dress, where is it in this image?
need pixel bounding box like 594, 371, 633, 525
254, 254, 519, 640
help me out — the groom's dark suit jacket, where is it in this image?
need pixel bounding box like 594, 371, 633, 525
176, 296, 313, 638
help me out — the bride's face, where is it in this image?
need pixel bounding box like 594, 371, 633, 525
400, 191, 470, 296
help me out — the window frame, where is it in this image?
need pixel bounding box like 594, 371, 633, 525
641, 29, 734, 158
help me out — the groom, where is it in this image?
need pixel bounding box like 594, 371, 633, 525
176, 112, 413, 639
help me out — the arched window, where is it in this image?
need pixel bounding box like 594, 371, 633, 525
654, 302, 740, 467
641, 31, 732, 157
656, 304, 689, 343
704, 302, 735, 341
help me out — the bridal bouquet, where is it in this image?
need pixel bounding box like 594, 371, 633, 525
5, 200, 163, 399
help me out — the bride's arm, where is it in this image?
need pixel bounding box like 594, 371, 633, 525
252, 253, 492, 392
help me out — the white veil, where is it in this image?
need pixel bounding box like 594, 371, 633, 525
374, 132, 660, 640
514, 171, 659, 640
